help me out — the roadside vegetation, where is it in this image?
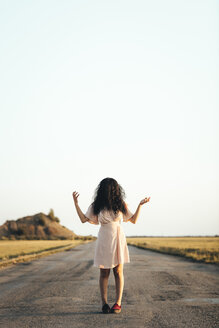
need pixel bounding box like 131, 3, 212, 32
0, 239, 94, 268
126, 236, 219, 264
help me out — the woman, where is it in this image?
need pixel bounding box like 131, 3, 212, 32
72, 177, 150, 314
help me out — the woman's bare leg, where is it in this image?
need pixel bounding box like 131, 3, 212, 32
99, 268, 110, 305
113, 264, 124, 306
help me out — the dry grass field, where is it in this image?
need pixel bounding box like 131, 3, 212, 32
0, 239, 90, 268
126, 237, 219, 264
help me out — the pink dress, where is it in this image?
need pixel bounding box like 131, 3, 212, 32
85, 203, 133, 269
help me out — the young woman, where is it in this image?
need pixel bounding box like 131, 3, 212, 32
72, 177, 150, 314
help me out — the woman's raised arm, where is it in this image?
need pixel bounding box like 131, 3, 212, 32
129, 197, 151, 224
72, 191, 89, 223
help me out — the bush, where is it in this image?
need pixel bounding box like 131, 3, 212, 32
36, 213, 47, 226
16, 228, 24, 236
48, 209, 60, 223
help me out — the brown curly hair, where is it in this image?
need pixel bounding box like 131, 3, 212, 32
92, 178, 127, 215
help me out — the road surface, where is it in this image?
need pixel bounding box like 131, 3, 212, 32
0, 242, 218, 328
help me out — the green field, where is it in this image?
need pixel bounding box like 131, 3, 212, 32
0, 239, 90, 268
127, 237, 219, 264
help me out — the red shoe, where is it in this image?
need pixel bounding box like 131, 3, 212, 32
110, 303, 121, 314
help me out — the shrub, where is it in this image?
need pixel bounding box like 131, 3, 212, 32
16, 228, 24, 236
36, 213, 47, 226
48, 209, 60, 223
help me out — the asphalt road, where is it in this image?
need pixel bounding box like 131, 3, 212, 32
0, 242, 218, 328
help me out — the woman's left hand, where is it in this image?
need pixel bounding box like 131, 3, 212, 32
140, 197, 151, 205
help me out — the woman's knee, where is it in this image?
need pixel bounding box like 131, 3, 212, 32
113, 264, 123, 277
100, 268, 110, 278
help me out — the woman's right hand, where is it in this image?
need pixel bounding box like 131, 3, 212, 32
72, 191, 79, 205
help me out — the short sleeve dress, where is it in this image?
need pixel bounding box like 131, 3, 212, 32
85, 203, 133, 269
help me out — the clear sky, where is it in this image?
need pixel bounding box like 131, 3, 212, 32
0, 0, 218, 237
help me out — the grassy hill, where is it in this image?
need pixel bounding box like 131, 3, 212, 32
0, 209, 76, 240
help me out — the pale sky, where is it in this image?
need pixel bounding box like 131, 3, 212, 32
0, 0, 218, 237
